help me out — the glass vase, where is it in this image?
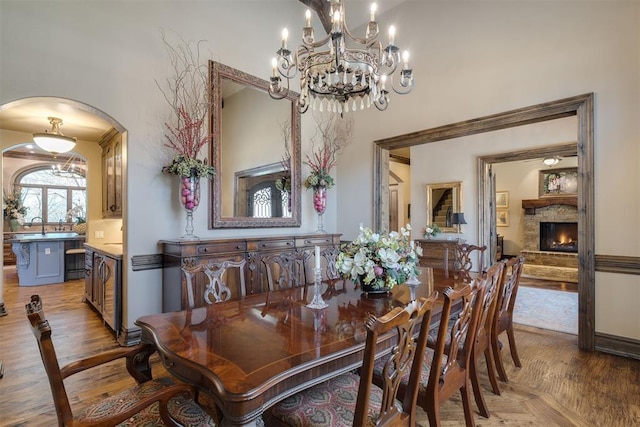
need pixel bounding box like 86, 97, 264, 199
313, 186, 327, 233
179, 174, 200, 240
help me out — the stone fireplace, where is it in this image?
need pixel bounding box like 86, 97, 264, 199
520, 197, 578, 282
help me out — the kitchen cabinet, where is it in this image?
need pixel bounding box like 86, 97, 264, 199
100, 131, 122, 218
84, 245, 122, 335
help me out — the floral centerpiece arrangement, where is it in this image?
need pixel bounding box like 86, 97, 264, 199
336, 224, 422, 292
423, 223, 441, 238
3, 189, 27, 230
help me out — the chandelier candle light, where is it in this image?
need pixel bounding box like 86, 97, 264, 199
269, 0, 414, 114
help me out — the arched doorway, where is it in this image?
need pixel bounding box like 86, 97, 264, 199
0, 96, 126, 316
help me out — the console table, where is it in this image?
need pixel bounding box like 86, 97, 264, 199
161, 234, 341, 312
415, 238, 462, 276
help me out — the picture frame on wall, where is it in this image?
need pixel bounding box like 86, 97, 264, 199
539, 167, 578, 198
497, 210, 509, 227
496, 191, 509, 208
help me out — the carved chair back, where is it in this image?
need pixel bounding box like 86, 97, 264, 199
422, 279, 486, 427
360, 292, 439, 426
455, 243, 488, 282
262, 251, 309, 292
492, 255, 526, 381
182, 259, 247, 309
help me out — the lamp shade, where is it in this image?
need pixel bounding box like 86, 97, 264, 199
452, 213, 467, 225
33, 134, 76, 154
33, 117, 77, 154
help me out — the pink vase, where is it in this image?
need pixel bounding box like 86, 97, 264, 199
313, 186, 327, 233
179, 175, 200, 239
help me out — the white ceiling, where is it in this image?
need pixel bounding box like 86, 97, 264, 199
0, 98, 114, 143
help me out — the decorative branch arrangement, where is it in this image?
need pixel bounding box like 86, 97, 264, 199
303, 112, 354, 190
157, 30, 214, 179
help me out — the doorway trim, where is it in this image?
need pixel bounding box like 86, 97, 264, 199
373, 93, 594, 351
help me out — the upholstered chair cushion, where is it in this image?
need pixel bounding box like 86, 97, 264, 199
271, 372, 401, 427
373, 348, 449, 395
77, 377, 216, 426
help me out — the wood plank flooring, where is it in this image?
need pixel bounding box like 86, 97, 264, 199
1, 266, 638, 426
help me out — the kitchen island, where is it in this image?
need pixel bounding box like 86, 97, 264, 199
9, 232, 86, 286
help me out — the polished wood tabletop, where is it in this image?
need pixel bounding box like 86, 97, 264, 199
136, 268, 456, 426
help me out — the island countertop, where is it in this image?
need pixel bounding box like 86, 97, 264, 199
7, 232, 86, 243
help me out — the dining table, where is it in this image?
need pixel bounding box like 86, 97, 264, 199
136, 267, 457, 427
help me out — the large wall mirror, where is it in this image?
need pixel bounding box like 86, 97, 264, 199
209, 61, 301, 228
425, 181, 462, 232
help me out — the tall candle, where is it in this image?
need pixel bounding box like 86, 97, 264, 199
315, 245, 321, 270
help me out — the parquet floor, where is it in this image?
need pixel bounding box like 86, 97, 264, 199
0, 266, 638, 426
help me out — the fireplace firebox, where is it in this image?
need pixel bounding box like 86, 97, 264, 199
540, 222, 578, 253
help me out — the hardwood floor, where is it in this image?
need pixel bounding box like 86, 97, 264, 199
0, 266, 638, 426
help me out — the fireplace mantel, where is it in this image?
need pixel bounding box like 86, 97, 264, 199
521, 196, 578, 214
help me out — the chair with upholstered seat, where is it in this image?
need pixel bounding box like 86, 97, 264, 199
26, 294, 216, 427
492, 255, 525, 382
268, 292, 439, 427
262, 251, 309, 292
467, 261, 506, 418
455, 243, 488, 282
181, 259, 247, 309
414, 280, 486, 426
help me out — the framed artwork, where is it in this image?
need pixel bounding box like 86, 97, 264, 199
496, 191, 509, 208
496, 210, 509, 227
539, 167, 578, 198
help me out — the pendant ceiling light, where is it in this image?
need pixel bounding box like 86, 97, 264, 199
33, 117, 77, 154
543, 157, 561, 166
268, 0, 414, 114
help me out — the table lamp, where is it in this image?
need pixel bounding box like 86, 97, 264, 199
452, 212, 467, 240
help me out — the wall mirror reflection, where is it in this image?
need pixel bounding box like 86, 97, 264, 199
425, 181, 462, 232
209, 61, 301, 228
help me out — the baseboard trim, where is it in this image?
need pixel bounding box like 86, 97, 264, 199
118, 324, 142, 347
595, 332, 640, 360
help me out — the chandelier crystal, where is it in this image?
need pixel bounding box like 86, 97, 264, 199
33, 117, 77, 154
268, 0, 414, 114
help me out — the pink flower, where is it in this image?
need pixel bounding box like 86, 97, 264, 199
373, 265, 384, 276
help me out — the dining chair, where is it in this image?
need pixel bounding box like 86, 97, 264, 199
492, 255, 526, 382
455, 243, 488, 283
181, 259, 247, 309
416, 279, 486, 426
262, 251, 309, 292
467, 261, 506, 418
268, 292, 439, 427
25, 295, 216, 427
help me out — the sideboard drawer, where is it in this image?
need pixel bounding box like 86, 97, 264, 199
248, 239, 295, 251
197, 241, 246, 255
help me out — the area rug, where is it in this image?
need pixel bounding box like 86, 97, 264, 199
513, 286, 578, 335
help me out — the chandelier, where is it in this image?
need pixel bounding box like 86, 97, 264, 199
268, 0, 414, 114
51, 154, 82, 178
33, 117, 77, 154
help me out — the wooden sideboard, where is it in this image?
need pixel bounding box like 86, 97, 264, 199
415, 238, 462, 274
161, 234, 341, 313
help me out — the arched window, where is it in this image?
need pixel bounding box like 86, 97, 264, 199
17, 166, 86, 225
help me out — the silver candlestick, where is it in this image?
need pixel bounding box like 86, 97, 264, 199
405, 268, 421, 301
307, 267, 328, 309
